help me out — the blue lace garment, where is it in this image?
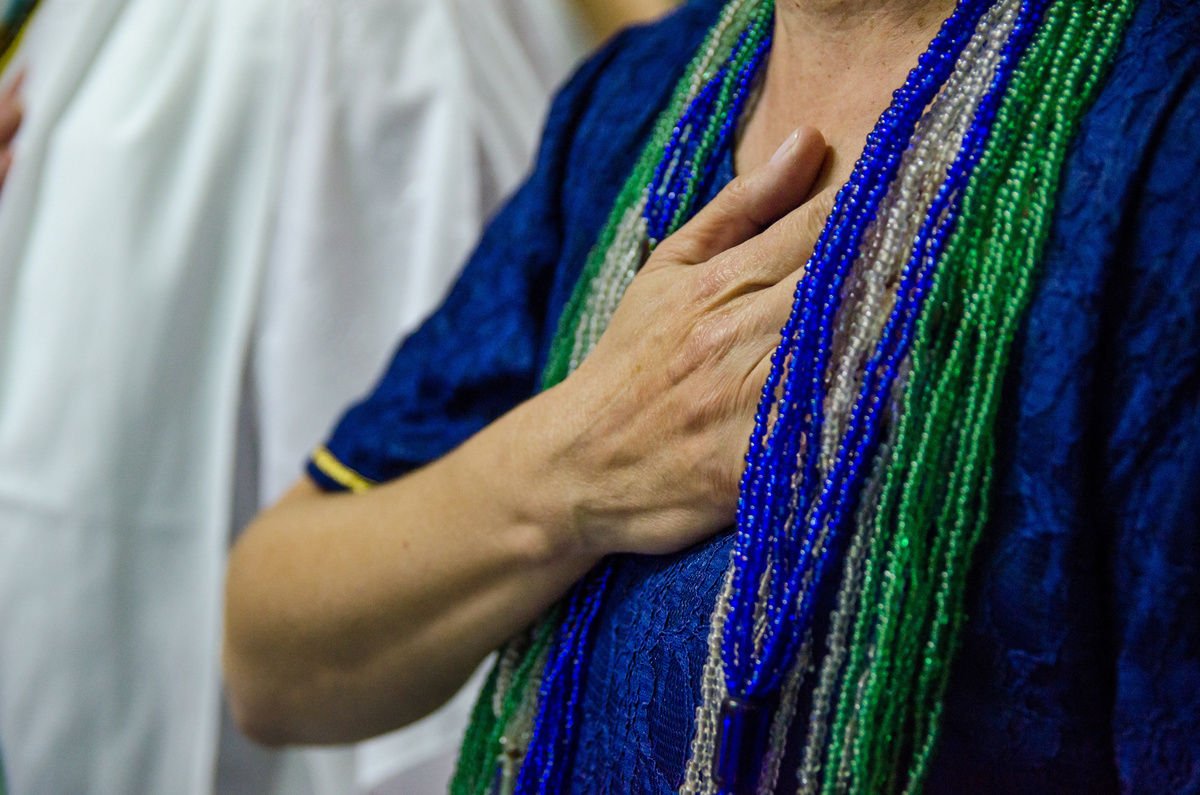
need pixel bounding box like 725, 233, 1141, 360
308, 0, 1200, 790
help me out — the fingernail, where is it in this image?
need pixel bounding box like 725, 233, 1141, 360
768, 128, 801, 167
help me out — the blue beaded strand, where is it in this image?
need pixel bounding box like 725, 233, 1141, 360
725, 0, 995, 702
510, 1, 1052, 792
516, 565, 612, 794
647, 20, 773, 243
782, 0, 1047, 652
512, 14, 775, 794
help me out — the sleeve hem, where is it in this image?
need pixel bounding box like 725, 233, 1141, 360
307, 446, 377, 493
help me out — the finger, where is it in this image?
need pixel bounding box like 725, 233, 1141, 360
756, 262, 806, 335
737, 191, 838, 351
697, 186, 837, 299
744, 227, 827, 350
736, 186, 837, 286
649, 126, 826, 268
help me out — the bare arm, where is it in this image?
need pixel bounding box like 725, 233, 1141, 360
224, 388, 601, 745
224, 127, 833, 746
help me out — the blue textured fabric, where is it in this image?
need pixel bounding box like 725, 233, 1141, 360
309, 0, 1200, 791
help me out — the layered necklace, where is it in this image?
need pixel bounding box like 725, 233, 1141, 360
453, 0, 1135, 793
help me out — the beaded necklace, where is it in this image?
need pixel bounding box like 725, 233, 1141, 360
452, 1, 1135, 793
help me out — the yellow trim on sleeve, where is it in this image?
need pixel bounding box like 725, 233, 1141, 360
311, 446, 377, 493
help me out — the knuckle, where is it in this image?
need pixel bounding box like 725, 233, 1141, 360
692, 253, 739, 301
722, 173, 756, 208
647, 236, 681, 268
779, 205, 819, 243
679, 309, 741, 372
656, 224, 713, 269
693, 244, 779, 303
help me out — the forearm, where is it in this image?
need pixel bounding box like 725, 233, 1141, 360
224, 130, 829, 746
223, 389, 599, 746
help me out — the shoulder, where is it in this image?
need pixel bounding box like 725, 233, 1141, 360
306, 3, 729, 489
544, 0, 725, 146
1068, 0, 1200, 188
515, 0, 726, 366
1047, 0, 1200, 482
1084, 0, 1200, 281
1043, 0, 1200, 297
536, 0, 724, 201
995, 0, 1200, 490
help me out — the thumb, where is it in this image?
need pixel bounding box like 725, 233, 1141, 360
648, 125, 826, 269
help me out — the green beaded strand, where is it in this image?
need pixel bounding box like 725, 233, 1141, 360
450, 609, 560, 795
868, 6, 1089, 786
907, 4, 1131, 788
453, 7, 775, 789
819, 1, 1135, 792
665, 3, 775, 233
450, 657, 503, 795
541, 2, 769, 389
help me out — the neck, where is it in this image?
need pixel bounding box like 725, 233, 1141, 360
736, 0, 959, 186
773, 0, 958, 74
776, 0, 954, 38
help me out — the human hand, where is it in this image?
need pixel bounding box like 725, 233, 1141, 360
549, 127, 835, 558
225, 125, 833, 746
0, 73, 23, 189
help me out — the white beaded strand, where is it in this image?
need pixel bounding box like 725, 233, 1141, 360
681, 569, 736, 795
796, 366, 907, 794
680, 3, 1023, 791
820, 0, 1020, 472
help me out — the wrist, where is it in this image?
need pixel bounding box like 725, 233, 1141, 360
450, 383, 605, 568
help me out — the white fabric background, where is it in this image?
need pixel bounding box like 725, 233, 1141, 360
0, 0, 585, 793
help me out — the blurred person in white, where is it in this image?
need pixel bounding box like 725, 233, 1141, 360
0, 0, 664, 793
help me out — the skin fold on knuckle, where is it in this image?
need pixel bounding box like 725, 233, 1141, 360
720, 173, 770, 224
691, 245, 776, 303
644, 237, 686, 270
674, 306, 745, 383
690, 252, 741, 302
